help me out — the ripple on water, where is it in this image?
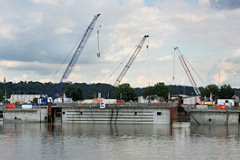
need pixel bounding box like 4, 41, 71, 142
0, 122, 240, 160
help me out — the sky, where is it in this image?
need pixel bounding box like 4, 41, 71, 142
1, 0, 240, 88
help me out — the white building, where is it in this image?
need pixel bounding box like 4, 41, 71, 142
10, 94, 47, 103
138, 96, 161, 104
54, 97, 72, 103
217, 99, 234, 107
183, 96, 201, 105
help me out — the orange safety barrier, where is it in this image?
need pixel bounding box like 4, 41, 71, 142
6, 104, 16, 109
216, 105, 227, 110
117, 100, 125, 103
93, 98, 103, 103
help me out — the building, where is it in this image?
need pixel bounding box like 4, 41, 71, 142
217, 99, 234, 107
10, 94, 47, 104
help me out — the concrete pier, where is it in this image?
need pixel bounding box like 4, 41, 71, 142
0, 103, 177, 124
189, 110, 240, 125
3, 108, 48, 122
59, 103, 177, 124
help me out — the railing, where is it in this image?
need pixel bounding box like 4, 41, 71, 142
184, 105, 240, 111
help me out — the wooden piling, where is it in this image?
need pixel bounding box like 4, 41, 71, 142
48, 102, 52, 123
170, 108, 178, 124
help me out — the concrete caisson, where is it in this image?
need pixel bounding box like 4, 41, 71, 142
3, 108, 48, 122
189, 110, 240, 125
60, 103, 177, 124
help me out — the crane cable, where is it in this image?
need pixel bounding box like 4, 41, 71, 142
51, 37, 82, 81
104, 51, 131, 83
172, 48, 175, 82
183, 55, 204, 85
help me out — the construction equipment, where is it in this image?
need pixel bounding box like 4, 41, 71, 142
174, 47, 201, 96
113, 35, 149, 87
53, 13, 101, 100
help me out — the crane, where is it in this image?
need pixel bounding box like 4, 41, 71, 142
53, 13, 101, 99
174, 47, 201, 96
113, 35, 149, 87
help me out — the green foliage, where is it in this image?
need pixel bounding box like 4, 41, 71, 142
154, 82, 169, 100
114, 83, 137, 102
142, 86, 156, 100
201, 84, 234, 100
0, 90, 3, 102
142, 82, 169, 101
33, 97, 38, 104
168, 85, 200, 96
0, 82, 114, 99
219, 84, 235, 99
65, 86, 83, 101
0, 81, 239, 100
201, 84, 219, 100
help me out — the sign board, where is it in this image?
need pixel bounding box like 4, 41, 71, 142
98, 92, 101, 98
100, 102, 105, 109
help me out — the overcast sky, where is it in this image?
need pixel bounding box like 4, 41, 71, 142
1, 0, 240, 88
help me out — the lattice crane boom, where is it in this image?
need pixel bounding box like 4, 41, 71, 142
54, 13, 100, 99
113, 35, 149, 87
60, 13, 100, 83
174, 47, 201, 96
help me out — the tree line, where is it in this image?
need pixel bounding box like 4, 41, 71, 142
0, 81, 239, 102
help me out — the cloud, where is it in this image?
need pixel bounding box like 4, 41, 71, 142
0, 24, 18, 40
136, 75, 149, 86
27, 12, 43, 25
0, 70, 5, 82
32, 0, 59, 5
225, 49, 240, 64
210, 0, 240, 10
156, 55, 172, 62
213, 69, 227, 84
176, 13, 208, 23
1, 0, 240, 88
0, 60, 56, 76
54, 27, 73, 35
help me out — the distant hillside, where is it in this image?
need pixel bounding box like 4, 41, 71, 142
0, 81, 239, 99
0, 81, 114, 99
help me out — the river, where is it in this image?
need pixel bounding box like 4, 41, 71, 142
0, 122, 240, 160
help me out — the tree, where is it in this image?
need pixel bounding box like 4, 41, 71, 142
65, 86, 83, 101
219, 84, 235, 99
200, 84, 219, 100
33, 97, 38, 104
0, 90, 3, 102
142, 86, 156, 100
114, 83, 137, 102
154, 82, 169, 100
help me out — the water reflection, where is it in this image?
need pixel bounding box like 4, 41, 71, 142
0, 122, 240, 160
190, 125, 240, 137
60, 123, 172, 137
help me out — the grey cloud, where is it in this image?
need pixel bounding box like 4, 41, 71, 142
225, 56, 240, 64
235, 69, 240, 75
7, 64, 55, 76
210, 0, 240, 10
0, 0, 101, 65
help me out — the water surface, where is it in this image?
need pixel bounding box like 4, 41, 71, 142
0, 122, 240, 160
